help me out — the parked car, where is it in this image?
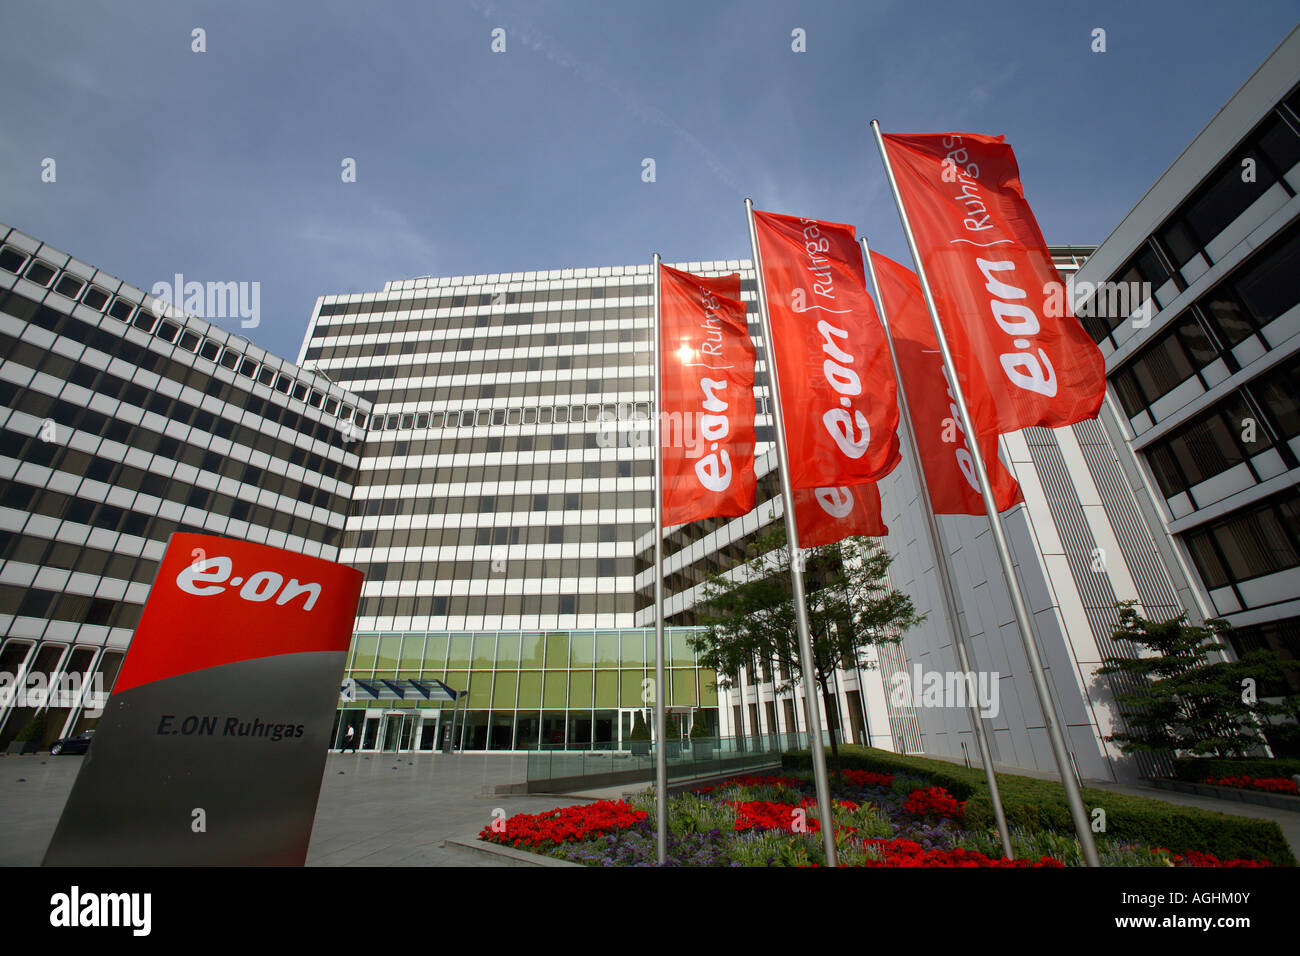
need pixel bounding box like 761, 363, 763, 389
50, 730, 94, 756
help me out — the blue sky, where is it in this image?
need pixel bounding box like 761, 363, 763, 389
1, 0, 1297, 361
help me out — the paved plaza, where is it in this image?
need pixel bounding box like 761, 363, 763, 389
0, 752, 621, 867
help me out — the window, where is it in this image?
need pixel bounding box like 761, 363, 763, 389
1183, 488, 1300, 592
1200, 224, 1300, 347
54, 275, 84, 299
1112, 313, 1221, 416
24, 260, 57, 286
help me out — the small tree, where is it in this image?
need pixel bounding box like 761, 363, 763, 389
692, 522, 922, 780
1098, 603, 1300, 758
13, 711, 49, 750
629, 710, 651, 742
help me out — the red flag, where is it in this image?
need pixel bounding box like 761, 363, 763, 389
872, 251, 1023, 515
659, 265, 756, 527
752, 209, 901, 489
880, 132, 1106, 435
793, 482, 887, 546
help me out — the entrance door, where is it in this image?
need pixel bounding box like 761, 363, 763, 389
381, 713, 417, 752
418, 714, 439, 750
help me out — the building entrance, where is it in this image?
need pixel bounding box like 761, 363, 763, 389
380, 712, 417, 752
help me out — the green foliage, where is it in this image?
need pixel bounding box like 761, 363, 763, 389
667, 793, 736, 835
889, 774, 931, 797
783, 745, 981, 799
1098, 603, 1300, 758
690, 716, 712, 738
691, 523, 922, 779
782, 744, 1295, 865
691, 527, 922, 697
629, 711, 651, 742
14, 711, 48, 743
832, 800, 894, 840
723, 830, 819, 867
1172, 756, 1300, 782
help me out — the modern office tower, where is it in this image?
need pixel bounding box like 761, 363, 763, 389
0, 222, 370, 749
300, 264, 741, 752
1072, 27, 1300, 705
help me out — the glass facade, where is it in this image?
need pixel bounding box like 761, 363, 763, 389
334, 626, 718, 752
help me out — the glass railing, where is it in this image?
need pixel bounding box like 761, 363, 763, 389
524, 731, 832, 788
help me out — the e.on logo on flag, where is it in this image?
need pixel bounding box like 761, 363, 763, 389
659, 265, 757, 528
750, 209, 900, 491
110, 532, 365, 697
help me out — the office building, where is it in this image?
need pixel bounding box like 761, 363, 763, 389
0, 222, 369, 748
300, 264, 735, 751
1076, 27, 1300, 693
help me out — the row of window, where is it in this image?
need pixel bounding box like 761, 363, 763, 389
351, 523, 640, 564
1183, 486, 1300, 596
1142, 357, 1300, 505
349, 487, 645, 522
2, 462, 343, 559
316, 281, 661, 318
1111, 222, 1300, 418
2, 419, 342, 527
352, 377, 653, 410
365, 401, 660, 434
354, 591, 634, 620
1086, 94, 1300, 348
0, 252, 358, 423
0, 377, 355, 511
308, 322, 764, 370
315, 352, 657, 385
356, 557, 638, 583
1, 533, 158, 587
1, 289, 368, 450
0, 344, 358, 493
356, 461, 653, 498
2, 583, 141, 633
310, 317, 655, 348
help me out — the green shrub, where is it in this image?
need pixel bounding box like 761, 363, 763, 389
1172, 756, 1300, 782
14, 711, 48, 743
783, 745, 983, 798
784, 745, 1295, 865
629, 711, 651, 742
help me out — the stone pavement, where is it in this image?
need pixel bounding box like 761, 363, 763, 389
0, 751, 632, 867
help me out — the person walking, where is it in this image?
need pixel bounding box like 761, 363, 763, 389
342, 724, 357, 753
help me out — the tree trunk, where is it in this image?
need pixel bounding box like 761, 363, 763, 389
819, 678, 841, 788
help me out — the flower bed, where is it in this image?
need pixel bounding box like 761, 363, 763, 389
478, 800, 647, 849
480, 770, 1280, 867
1204, 775, 1300, 795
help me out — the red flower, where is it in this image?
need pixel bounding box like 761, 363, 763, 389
478, 800, 647, 847
840, 769, 894, 789
902, 786, 965, 820
1205, 775, 1299, 795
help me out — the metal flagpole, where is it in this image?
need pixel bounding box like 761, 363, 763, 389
651, 253, 669, 865
861, 236, 1015, 860
871, 121, 1101, 866
745, 198, 839, 866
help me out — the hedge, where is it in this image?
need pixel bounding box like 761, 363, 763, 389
783, 745, 1295, 866
1172, 756, 1300, 783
